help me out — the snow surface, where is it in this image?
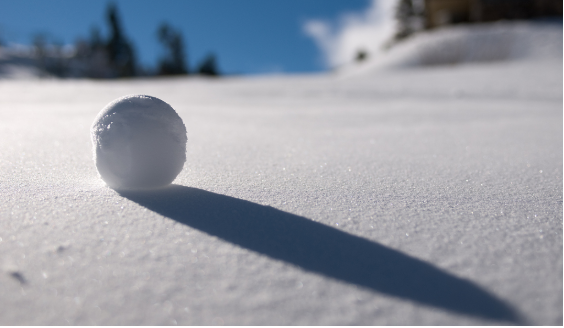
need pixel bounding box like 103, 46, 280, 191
0, 47, 45, 80
340, 20, 563, 74
0, 24, 562, 325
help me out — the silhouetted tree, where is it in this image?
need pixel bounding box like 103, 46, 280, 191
90, 27, 103, 50
32, 34, 49, 76
394, 0, 425, 41
31, 34, 68, 77
49, 39, 66, 77
197, 53, 219, 76
80, 26, 113, 78
105, 3, 136, 77
157, 23, 188, 75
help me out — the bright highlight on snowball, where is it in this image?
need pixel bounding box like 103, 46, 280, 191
91, 95, 187, 190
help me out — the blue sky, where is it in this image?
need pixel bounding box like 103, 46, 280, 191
0, 0, 371, 74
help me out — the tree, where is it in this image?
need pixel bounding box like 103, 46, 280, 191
157, 23, 188, 75
83, 26, 113, 79
105, 3, 137, 77
33, 34, 49, 77
197, 53, 219, 76
394, 0, 425, 41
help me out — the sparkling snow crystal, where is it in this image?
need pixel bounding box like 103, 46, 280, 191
91, 95, 187, 189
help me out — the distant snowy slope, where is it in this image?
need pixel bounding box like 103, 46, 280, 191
0, 47, 44, 79
341, 20, 563, 74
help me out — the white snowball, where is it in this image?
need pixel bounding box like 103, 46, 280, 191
91, 95, 187, 190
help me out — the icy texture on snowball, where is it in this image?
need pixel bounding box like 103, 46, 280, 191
91, 95, 187, 189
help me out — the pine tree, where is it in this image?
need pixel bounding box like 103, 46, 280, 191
105, 3, 136, 77
197, 53, 219, 76
157, 23, 188, 75
394, 0, 425, 41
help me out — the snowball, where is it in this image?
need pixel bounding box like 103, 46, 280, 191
91, 95, 187, 190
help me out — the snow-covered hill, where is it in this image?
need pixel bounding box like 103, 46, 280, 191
0, 22, 561, 325
340, 20, 562, 75
0, 47, 45, 79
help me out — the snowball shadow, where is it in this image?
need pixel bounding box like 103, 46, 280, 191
119, 185, 522, 323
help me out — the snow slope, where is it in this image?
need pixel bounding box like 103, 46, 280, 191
0, 24, 561, 325
0, 47, 45, 79
341, 20, 562, 74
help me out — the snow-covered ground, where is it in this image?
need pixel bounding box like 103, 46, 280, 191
0, 47, 45, 80
341, 20, 563, 73
0, 21, 561, 325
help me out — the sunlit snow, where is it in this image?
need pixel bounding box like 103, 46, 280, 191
0, 21, 561, 325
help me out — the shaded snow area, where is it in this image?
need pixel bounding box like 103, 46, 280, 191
341, 20, 563, 74
0, 25, 562, 325
0, 47, 45, 80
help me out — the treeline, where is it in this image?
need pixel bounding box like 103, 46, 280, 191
33, 3, 219, 79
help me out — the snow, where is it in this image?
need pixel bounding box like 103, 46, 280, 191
91, 95, 187, 190
0, 23, 562, 325
0, 47, 45, 80
341, 20, 563, 74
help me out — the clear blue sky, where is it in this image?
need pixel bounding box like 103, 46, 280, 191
0, 0, 371, 74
